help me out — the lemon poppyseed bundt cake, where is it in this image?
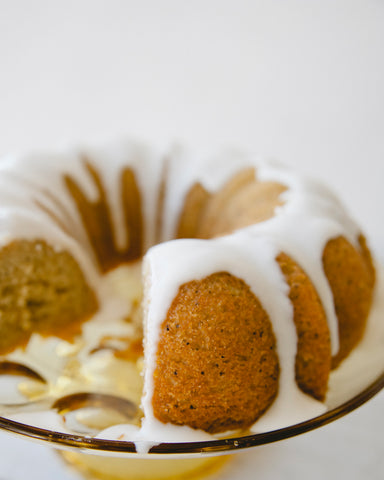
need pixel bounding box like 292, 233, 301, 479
0, 141, 376, 436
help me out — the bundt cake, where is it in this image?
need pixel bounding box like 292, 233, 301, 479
0, 141, 376, 437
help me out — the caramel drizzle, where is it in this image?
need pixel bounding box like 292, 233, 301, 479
64, 158, 143, 273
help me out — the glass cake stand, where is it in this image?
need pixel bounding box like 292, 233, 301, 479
0, 370, 383, 480
0, 272, 383, 480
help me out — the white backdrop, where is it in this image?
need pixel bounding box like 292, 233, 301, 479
0, 1, 383, 479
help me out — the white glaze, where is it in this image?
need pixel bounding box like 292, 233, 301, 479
0, 139, 164, 291
0, 141, 368, 450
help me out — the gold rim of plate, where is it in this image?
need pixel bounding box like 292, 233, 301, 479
0, 369, 383, 458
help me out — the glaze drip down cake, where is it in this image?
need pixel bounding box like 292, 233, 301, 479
0, 141, 376, 438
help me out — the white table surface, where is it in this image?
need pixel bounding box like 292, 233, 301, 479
0, 1, 383, 479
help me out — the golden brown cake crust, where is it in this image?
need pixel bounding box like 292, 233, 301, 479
165, 167, 377, 433
176, 168, 287, 240
277, 252, 331, 401
64, 160, 143, 273
152, 272, 279, 434
358, 234, 376, 288
322, 235, 375, 368
176, 182, 211, 239
0, 240, 98, 354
